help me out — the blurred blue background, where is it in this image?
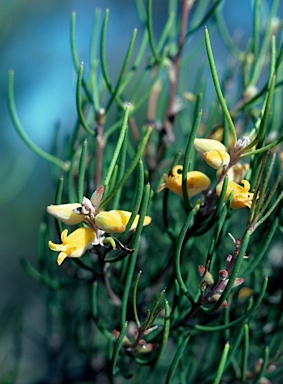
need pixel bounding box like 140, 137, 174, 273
1, 1, 144, 380
0, 0, 280, 381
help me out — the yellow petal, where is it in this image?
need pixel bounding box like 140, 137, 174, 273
61, 228, 68, 243
48, 240, 64, 252
239, 179, 251, 192
47, 203, 85, 225
194, 138, 227, 153
95, 211, 127, 232
57, 252, 69, 266
62, 227, 96, 257
48, 227, 96, 265
187, 171, 211, 196
130, 214, 152, 230
203, 150, 230, 169
95, 210, 151, 233
157, 165, 210, 197
216, 179, 254, 209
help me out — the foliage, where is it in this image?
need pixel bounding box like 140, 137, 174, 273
6, 1, 283, 383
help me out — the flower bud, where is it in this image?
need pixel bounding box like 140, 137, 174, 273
208, 294, 228, 308
233, 136, 251, 153
198, 265, 214, 286
219, 270, 229, 280
137, 342, 159, 353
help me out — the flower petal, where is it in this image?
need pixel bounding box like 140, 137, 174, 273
47, 203, 85, 225
48, 240, 65, 252
129, 214, 152, 231
186, 171, 211, 196
57, 252, 69, 266
194, 138, 227, 153
48, 227, 96, 265
95, 210, 151, 233
216, 179, 254, 209
239, 179, 251, 192
95, 211, 127, 232
203, 150, 230, 169
157, 165, 210, 197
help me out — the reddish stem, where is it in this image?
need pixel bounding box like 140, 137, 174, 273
164, 0, 191, 141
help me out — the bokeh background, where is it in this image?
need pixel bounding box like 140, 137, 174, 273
0, 0, 280, 382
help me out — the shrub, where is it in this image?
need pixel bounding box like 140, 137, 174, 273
7, 1, 283, 383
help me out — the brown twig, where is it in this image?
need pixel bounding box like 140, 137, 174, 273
164, 0, 191, 142
94, 109, 106, 187
103, 263, 122, 307
129, 116, 140, 141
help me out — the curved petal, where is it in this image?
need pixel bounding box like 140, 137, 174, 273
48, 240, 65, 252
240, 179, 251, 192
57, 252, 68, 266
61, 229, 68, 242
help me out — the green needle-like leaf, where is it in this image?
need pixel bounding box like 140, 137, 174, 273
111, 321, 128, 377
99, 127, 152, 210
76, 64, 95, 135
166, 333, 190, 384
8, 71, 69, 171
204, 27, 237, 144
213, 341, 230, 384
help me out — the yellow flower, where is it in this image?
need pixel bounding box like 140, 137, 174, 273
48, 227, 96, 265
216, 179, 254, 209
47, 203, 85, 225
47, 200, 151, 234
95, 210, 151, 233
47, 187, 152, 265
194, 138, 230, 169
157, 165, 211, 197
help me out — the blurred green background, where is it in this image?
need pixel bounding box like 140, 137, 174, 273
0, 0, 280, 382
